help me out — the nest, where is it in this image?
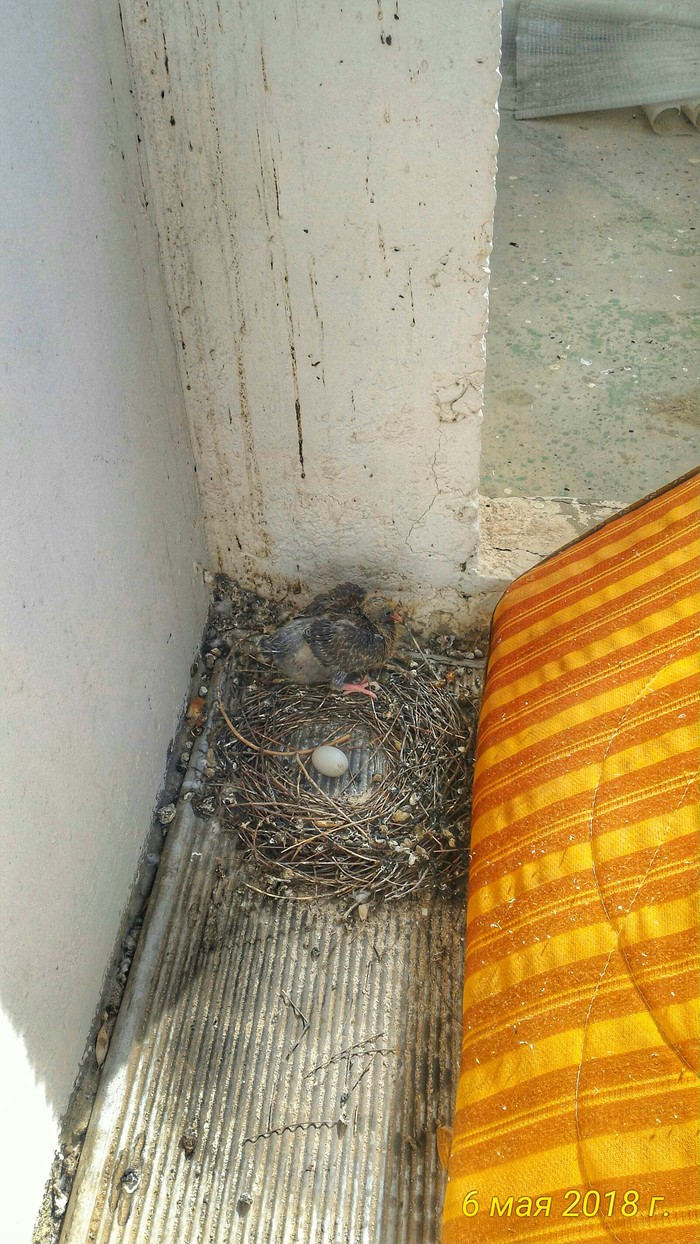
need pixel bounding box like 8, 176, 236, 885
204, 656, 478, 902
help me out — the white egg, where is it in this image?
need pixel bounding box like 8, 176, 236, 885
310, 744, 350, 778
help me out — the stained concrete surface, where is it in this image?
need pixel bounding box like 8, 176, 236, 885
483, 87, 700, 503
117, 0, 503, 629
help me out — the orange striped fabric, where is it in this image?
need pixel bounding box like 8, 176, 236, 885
443, 472, 700, 1244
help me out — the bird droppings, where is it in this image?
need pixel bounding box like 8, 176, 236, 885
193, 575, 486, 901
120, 1168, 140, 1194
180, 1122, 198, 1158
236, 1192, 254, 1216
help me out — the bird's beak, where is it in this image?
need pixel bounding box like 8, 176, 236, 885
389, 609, 403, 623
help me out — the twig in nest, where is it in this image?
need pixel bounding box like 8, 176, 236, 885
403, 625, 442, 677
240, 881, 320, 901
414, 651, 486, 667
217, 699, 350, 758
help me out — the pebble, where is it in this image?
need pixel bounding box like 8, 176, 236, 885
157, 804, 177, 826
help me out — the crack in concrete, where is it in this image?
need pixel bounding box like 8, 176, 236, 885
405, 445, 441, 551
489, 543, 543, 558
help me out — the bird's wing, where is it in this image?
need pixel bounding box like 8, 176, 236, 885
258, 618, 307, 659
304, 582, 366, 618
304, 615, 387, 676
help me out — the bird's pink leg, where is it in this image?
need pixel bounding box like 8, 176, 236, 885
341, 675, 377, 700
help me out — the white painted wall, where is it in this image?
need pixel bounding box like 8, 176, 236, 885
0, 1, 208, 1237
120, 0, 503, 628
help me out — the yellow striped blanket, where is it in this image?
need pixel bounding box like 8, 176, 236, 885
443, 471, 699, 1243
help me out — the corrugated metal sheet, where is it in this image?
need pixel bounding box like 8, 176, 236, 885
61, 707, 465, 1244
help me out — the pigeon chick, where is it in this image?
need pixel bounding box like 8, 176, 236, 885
259, 587, 401, 698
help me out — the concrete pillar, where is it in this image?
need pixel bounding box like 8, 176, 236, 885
121, 0, 503, 625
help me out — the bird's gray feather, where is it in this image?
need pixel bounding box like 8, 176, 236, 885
304, 616, 388, 678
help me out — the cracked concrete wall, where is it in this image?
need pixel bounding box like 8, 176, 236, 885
479, 495, 618, 580
119, 0, 503, 626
